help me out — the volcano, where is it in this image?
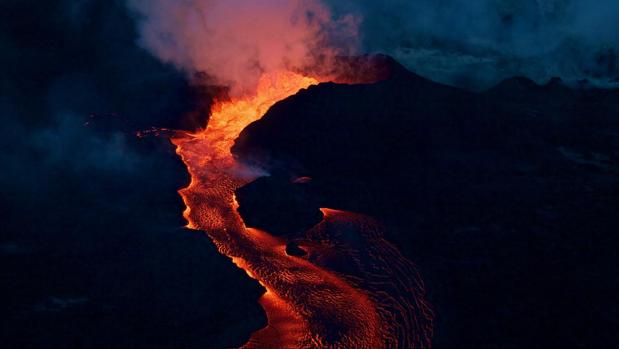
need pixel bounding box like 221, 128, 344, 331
232, 56, 619, 348
170, 54, 619, 348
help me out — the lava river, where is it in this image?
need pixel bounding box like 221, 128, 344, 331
171, 71, 433, 348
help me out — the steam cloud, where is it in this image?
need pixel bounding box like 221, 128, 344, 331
129, 0, 619, 91
128, 0, 358, 96
325, 0, 619, 89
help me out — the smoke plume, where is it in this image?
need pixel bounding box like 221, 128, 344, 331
129, 0, 619, 91
128, 0, 358, 96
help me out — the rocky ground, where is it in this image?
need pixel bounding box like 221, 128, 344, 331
233, 57, 619, 348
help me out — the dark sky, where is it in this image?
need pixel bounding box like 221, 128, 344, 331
326, 0, 619, 89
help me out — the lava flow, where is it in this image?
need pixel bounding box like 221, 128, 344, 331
171, 70, 433, 348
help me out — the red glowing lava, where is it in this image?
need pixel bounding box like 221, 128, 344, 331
171, 70, 433, 348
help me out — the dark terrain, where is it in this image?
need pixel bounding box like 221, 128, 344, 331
233, 57, 619, 349
3, 1, 618, 347
1, 1, 264, 348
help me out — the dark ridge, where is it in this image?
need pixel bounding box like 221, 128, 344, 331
545, 76, 564, 87
285, 242, 308, 257
307, 54, 410, 84
485, 75, 540, 92
232, 59, 619, 348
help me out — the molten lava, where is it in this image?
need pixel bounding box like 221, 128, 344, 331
171, 70, 433, 348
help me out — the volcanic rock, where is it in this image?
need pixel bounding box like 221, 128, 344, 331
285, 242, 308, 257
232, 61, 619, 348
235, 175, 323, 236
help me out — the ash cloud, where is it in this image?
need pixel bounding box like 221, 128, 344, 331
128, 0, 359, 96
324, 0, 619, 89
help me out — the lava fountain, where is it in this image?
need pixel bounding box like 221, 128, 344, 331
171, 69, 432, 348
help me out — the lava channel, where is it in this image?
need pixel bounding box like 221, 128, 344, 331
171, 71, 433, 348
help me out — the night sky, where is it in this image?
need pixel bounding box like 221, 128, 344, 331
328, 0, 619, 89
2, 1, 618, 348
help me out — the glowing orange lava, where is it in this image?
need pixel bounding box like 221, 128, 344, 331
171, 70, 432, 348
